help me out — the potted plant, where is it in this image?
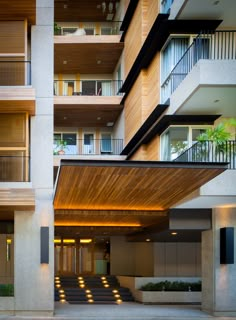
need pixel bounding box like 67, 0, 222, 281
54, 139, 68, 155
54, 22, 62, 35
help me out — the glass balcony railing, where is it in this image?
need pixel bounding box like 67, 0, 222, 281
0, 61, 31, 86
54, 80, 123, 96
174, 140, 236, 170
161, 30, 236, 103
54, 21, 122, 36
53, 139, 123, 156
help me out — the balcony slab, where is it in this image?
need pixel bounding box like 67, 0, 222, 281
169, 60, 236, 117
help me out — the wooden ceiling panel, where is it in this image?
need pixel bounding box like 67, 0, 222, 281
54, 42, 124, 74
54, 101, 123, 127
55, 0, 120, 22
54, 160, 227, 211
0, 0, 36, 25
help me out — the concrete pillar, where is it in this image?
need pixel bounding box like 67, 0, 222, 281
202, 207, 236, 316
14, 0, 54, 316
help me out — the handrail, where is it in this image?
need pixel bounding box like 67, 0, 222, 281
0, 155, 30, 181
161, 30, 236, 102
0, 61, 31, 86
173, 140, 236, 169
54, 80, 123, 96
55, 21, 123, 36
53, 138, 123, 155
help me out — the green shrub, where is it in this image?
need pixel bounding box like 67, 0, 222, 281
140, 280, 201, 292
0, 284, 14, 296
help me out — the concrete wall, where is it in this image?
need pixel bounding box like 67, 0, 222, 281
154, 242, 201, 276
110, 237, 154, 276
14, 0, 54, 316
202, 207, 236, 316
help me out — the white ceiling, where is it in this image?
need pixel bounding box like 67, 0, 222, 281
176, 0, 236, 29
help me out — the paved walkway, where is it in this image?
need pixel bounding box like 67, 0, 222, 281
0, 302, 236, 320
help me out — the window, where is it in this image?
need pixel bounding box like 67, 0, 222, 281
101, 27, 112, 35
53, 133, 77, 155
160, 126, 208, 161
161, 37, 189, 103
101, 133, 112, 153
83, 133, 94, 154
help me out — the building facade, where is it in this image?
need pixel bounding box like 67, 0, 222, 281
0, 0, 235, 316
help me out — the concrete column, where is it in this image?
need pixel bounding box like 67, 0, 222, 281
202, 207, 236, 316
14, 0, 54, 316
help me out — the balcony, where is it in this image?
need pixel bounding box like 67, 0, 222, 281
53, 138, 123, 156
0, 155, 30, 182
0, 60, 35, 114
54, 21, 122, 36
162, 31, 236, 116
54, 80, 123, 96
174, 140, 236, 170
54, 23, 124, 74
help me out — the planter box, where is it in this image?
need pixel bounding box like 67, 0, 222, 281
0, 297, 14, 313
135, 290, 201, 304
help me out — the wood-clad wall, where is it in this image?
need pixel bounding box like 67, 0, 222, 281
124, 0, 161, 160
0, 21, 25, 55
124, 2, 143, 77
130, 136, 160, 161
124, 74, 143, 144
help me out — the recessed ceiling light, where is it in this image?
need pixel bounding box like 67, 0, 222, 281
97, 117, 101, 120
146, 238, 151, 242
171, 232, 178, 236
106, 122, 114, 127
63, 60, 67, 64
97, 60, 101, 64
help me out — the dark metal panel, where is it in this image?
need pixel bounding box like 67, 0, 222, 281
40, 227, 49, 264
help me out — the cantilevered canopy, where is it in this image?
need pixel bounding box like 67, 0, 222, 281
54, 160, 227, 211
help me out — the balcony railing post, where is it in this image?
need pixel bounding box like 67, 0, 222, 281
161, 30, 236, 102
174, 140, 236, 169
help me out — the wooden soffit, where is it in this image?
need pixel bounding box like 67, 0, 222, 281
0, 1, 36, 25
0, 87, 36, 115
54, 37, 124, 74
0, 188, 35, 211
53, 160, 227, 211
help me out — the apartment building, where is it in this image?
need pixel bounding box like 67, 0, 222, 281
0, 0, 235, 316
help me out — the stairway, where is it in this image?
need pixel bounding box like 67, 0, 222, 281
55, 275, 134, 304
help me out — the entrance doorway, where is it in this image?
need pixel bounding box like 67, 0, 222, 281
54, 238, 110, 276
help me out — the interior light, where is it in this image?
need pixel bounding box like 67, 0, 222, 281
6, 239, 12, 244
171, 232, 178, 236
80, 239, 92, 243
63, 239, 75, 244
146, 238, 151, 242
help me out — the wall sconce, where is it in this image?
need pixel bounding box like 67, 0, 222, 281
220, 227, 234, 264
40, 227, 49, 264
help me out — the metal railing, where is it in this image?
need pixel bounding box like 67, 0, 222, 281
0, 156, 30, 181
161, 0, 174, 14
54, 21, 123, 36
0, 61, 31, 86
53, 139, 123, 155
173, 140, 236, 169
54, 80, 123, 96
161, 30, 236, 102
